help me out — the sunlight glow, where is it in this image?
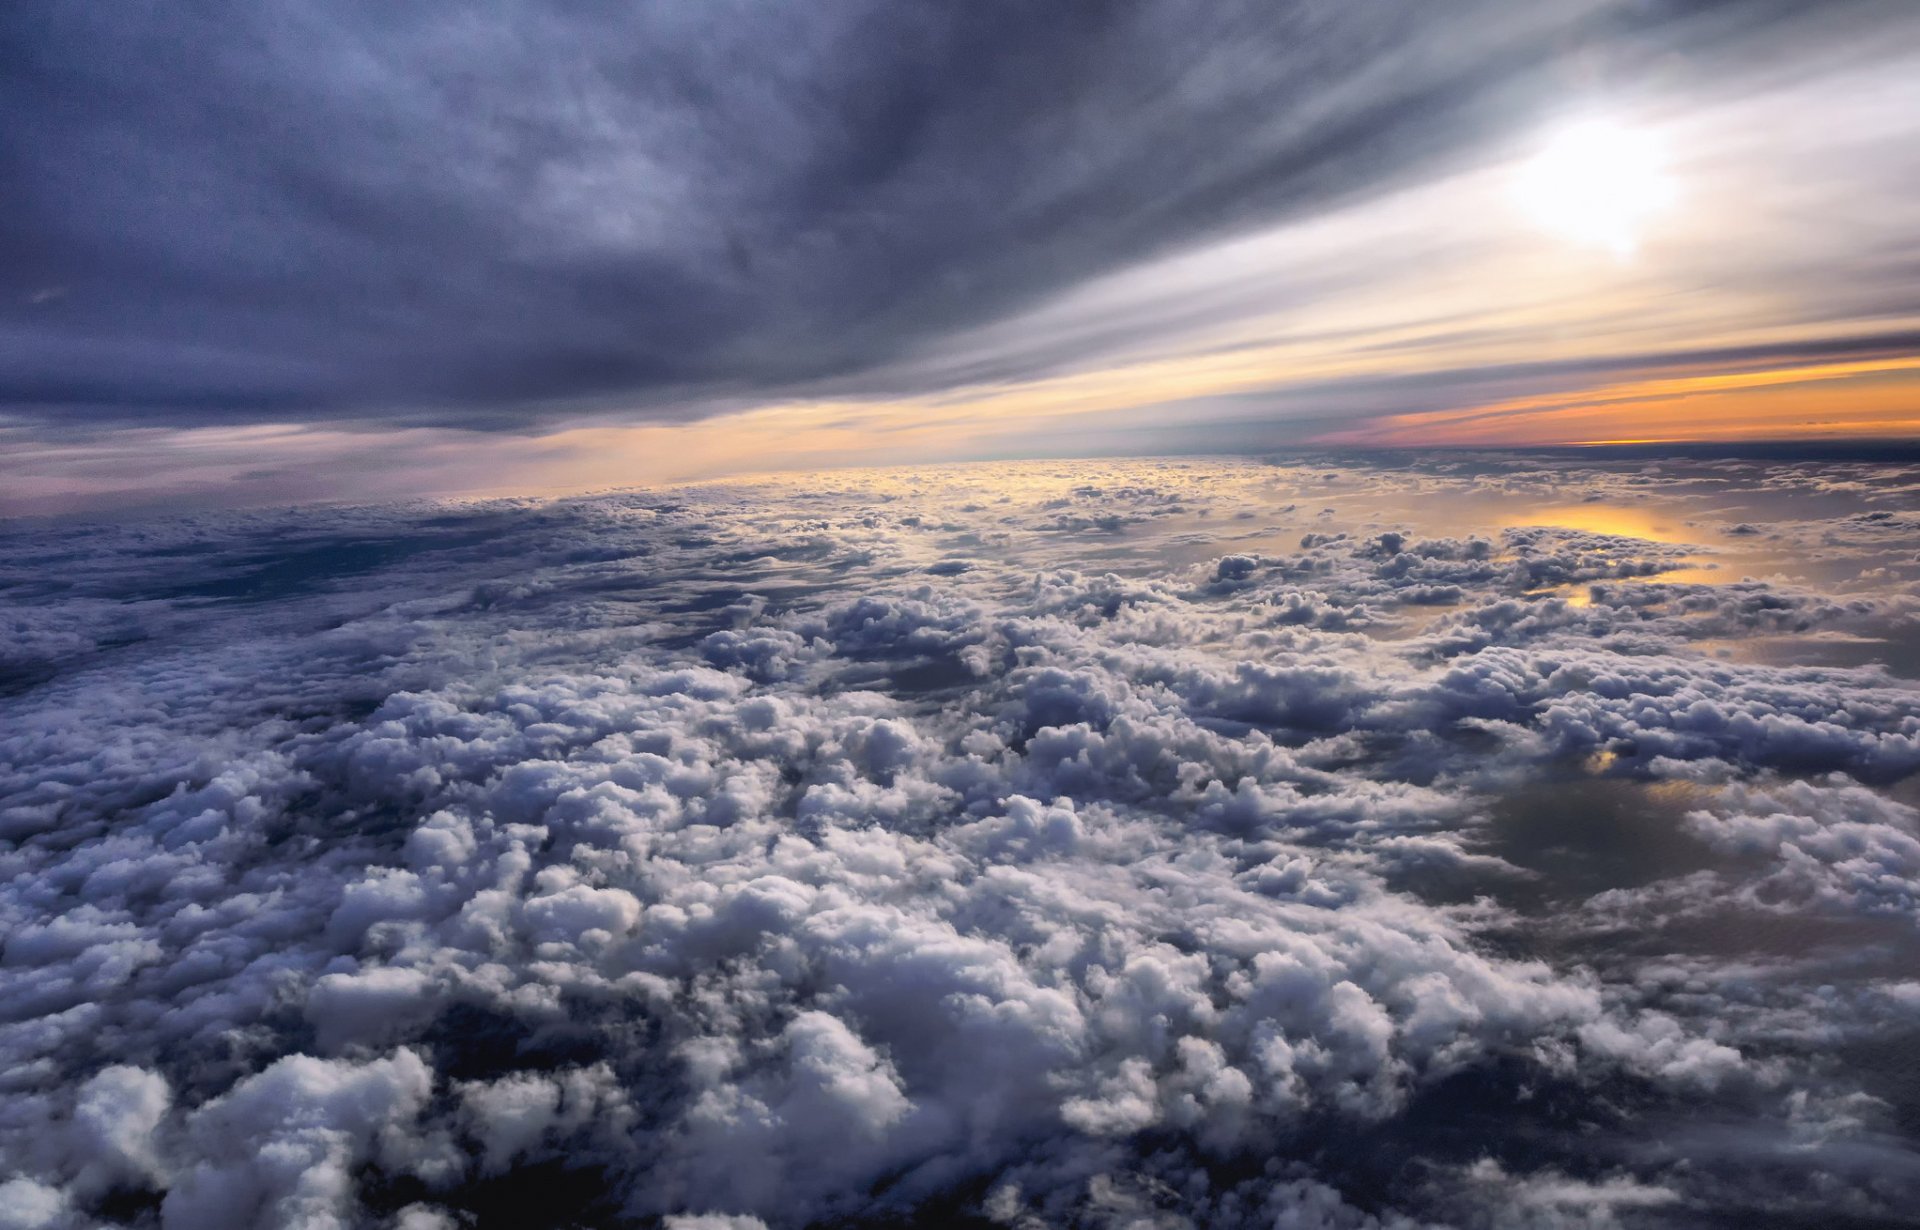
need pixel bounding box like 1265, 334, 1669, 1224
1514, 117, 1676, 256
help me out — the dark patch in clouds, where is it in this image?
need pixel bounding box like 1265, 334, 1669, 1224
0, 0, 1879, 428
3, 454, 1920, 1228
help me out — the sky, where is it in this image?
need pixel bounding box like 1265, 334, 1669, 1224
10, 11, 1920, 1227
4, 0, 1920, 515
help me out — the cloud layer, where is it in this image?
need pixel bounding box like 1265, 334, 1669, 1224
3, 453, 1919, 1228
5, 0, 1913, 435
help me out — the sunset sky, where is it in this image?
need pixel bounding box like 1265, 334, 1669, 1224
9, 8, 1920, 1228
3, 0, 1918, 511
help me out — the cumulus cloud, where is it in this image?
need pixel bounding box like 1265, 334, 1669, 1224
2, 455, 1918, 1227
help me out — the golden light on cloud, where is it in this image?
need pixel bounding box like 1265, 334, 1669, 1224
1503, 505, 1683, 543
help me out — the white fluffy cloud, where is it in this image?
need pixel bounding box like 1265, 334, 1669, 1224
2, 455, 1918, 1227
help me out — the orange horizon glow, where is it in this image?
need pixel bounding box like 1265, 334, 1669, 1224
10, 345, 1919, 517
1316, 354, 1920, 448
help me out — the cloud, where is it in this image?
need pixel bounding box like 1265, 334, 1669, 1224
2, 0, 1913, 443
0, 1179, 69, 1230
160, 1050, 436, 1230
2, 455, 1918, 1226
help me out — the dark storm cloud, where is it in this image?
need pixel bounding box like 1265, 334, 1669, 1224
0, 0, 1866, 428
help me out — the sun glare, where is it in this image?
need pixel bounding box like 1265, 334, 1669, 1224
1515, 117, 1676, 256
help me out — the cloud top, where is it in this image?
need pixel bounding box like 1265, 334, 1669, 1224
2, 453, 1918, 1226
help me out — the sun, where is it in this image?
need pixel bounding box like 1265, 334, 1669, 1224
1514, 117, 1676, 257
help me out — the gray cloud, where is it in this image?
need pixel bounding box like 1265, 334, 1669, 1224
2, 0, 1898, 431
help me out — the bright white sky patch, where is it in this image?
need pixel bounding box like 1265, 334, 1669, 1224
1513, 116, 1677, 256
